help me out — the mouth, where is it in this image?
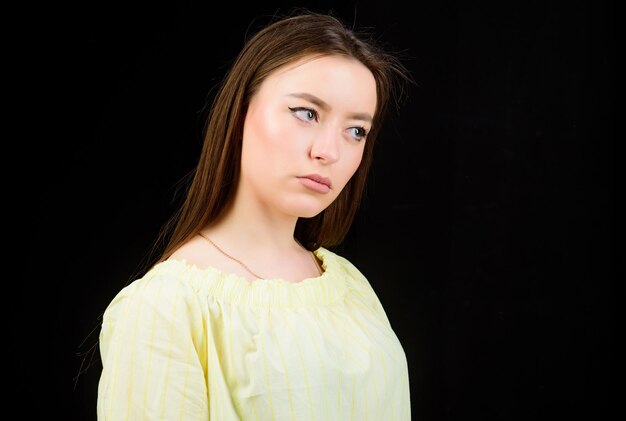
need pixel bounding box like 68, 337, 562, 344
299, 174, 332, 189
297, 174, 332, 194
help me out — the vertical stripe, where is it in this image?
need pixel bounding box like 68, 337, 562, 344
402, 366, 410, 420
347, 296, 388, 326
260, 332, 277, 420
160, 282, 181, 417
380, 353, 396, 419
228, 304, 239, 405
373, 381, 379, 420
364, 381, 369, 421
347, 294, 408, 419
282, 313, 316, 420
105, 290, 134, 418
271, 318, 296, 420
205, 305, 215, 419
142, 280, 165, 412
178, 341, 194, 419
379, 352, 389, 416
337, 370, 342, 419
348, 297, 398, 357
325, 312, 369, 354
251, 395, 260, 421
125, 279, 152, 420
304, 319, 329, 419
209, 310, 219, 419
350, 373, 357, 421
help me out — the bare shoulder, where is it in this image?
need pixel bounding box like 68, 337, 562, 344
168, 235, 214, 266
167, 234, 250, 278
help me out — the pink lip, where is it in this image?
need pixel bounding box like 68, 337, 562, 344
298, 174, 332, 194
299, 174, 332, 188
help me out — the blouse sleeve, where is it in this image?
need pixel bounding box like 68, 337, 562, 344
97, 270, 209, 420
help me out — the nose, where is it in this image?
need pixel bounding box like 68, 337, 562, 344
309, 126, 339, 164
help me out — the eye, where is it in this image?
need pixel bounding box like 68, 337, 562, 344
348, 126, 369, 142
288, 107, 318, 122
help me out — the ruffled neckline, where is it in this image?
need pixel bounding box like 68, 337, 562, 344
149, 247, 349, 308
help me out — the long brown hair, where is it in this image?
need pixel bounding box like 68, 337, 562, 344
155, 10, 411, 263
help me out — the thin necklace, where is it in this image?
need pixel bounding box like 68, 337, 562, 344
198, 232, 263, 279
198, 232, 322, 280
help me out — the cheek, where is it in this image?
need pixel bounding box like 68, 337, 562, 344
244, 106, 274, 148
244, 106, 297, 157
335, 148, 365, 192
346, 148, 365, 178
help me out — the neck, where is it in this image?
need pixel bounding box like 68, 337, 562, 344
204, 187, 303, 257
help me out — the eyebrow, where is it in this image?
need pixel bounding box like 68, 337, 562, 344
286, 92, 373, 123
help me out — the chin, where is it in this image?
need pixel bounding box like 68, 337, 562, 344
285, 202, 329, 219
280, 194, 335, 219
285, 204, 323, 218
297, 209, 325, 219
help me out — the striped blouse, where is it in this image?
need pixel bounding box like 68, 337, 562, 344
97, 247, 411, 420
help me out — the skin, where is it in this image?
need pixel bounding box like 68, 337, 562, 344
169, 54, 377, 282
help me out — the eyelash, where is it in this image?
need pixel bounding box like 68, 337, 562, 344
288, 106, 369, 141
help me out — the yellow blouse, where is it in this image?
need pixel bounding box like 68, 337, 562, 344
97, 247, 410, 420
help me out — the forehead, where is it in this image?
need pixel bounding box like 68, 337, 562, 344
257, 55, 377, 116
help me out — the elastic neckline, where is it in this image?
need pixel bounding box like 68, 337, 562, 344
150, 247, 348, 308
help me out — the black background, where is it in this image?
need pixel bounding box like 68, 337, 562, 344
11, 0, 615, 419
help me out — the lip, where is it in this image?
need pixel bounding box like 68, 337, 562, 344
299, 174, 332, 188
297, 174, 332, 194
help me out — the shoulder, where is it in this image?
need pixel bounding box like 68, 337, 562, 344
98, 261, 209, 369
320, 247, 392, 317
101, 260, 205, 326
319, 247, 373, 288
319, 247, 364, 275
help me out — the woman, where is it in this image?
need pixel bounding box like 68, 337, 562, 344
97, 10, 413, 420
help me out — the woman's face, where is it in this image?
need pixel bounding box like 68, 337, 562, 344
239, 54, 377, 218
